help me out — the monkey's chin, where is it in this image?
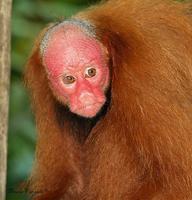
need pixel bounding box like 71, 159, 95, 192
72, 103, 103, 118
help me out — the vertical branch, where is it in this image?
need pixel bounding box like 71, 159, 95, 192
0, 0, 12, 200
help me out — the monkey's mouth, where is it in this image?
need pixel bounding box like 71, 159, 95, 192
72, 102, 104, 118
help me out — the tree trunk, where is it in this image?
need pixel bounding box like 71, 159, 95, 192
0, 0, 12, 200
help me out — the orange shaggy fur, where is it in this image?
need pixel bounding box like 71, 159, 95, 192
25, 0, 192, 199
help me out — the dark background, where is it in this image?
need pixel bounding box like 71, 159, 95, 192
7, 0, 98, 199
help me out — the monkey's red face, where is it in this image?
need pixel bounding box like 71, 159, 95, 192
42, 25, 109, 118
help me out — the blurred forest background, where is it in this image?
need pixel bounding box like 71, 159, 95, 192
8, 0, 98, 199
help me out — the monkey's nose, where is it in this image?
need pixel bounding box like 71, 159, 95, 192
79, 92, 96, 106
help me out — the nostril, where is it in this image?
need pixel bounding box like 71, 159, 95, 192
79, 92, 95, 105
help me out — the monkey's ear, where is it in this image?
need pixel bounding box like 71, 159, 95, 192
24, 25, 53, 93
24, 30, 53, 114
99, 29, 126, 75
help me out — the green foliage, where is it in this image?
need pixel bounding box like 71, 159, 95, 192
8, 1, 97, 199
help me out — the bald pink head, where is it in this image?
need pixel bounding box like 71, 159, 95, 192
41, 20, 109, 118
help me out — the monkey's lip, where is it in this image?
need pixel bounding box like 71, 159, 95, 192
73, 102, 104, 118
74, 101, 104, 111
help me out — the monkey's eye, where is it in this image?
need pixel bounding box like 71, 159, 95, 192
85, 67, 97, 78
63, 75, 76, 84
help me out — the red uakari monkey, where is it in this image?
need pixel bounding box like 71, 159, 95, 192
25, 0, 192, 199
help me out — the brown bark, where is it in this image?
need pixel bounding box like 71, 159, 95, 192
0, 0, 12, 200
